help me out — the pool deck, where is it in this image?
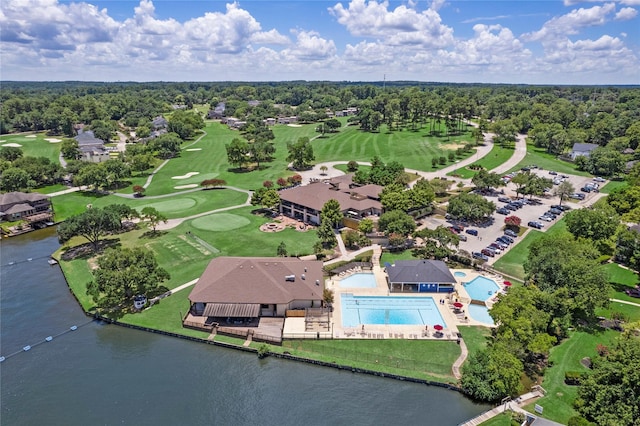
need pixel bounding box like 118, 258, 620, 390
282, 267, 508, 340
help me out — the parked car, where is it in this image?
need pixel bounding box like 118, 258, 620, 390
499, 235, 514, 244
487, 244, 502, 254
549, 170, 557, 175
549, 208, 562, 215
448, 226, 460, 234
505, 204, 518, 211
551, 205, 572, 211
473, 252, 489, 261
504, 229, 518, 238
538, 215, 553, 222
570, 193, 586, 200
593, 177, 606, 182
497, 207, 510, 215
458, 234, 467, 242
465, 228, 478, 236
481, 248, 496, 257
498, 196, 511, 203
528, 221, 544, 229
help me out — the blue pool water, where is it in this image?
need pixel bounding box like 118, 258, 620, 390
454, 271, 467, 278
340, 294, 446, 327
464, 276, 500, 301
468, 304, 495, 325
339, 273, 378, 288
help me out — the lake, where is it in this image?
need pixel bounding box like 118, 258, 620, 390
0, 229, 489, 425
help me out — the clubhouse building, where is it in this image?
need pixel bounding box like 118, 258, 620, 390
184, 257, 325, 342
385, 260, 456, 293
278, 174, 383, 226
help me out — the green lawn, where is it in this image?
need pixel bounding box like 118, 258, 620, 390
522, 329, 618, 424
448, 145, 515, 178
277, 338, 461, 383
33, 184, 69, 194
480, 413, 514, 426
508, 145, 590, 177
599, 180, 627, 194
380, 250, 418, 264
457, 325, 491, 361
51, 187, 248, 221
0, 132, 62, 163
313, 123, 476, 172
492, 220, 568, 280
603, 263, 639, 301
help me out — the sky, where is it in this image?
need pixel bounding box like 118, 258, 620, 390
1, 0, 639, 84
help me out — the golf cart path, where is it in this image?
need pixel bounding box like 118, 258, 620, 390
112, 185, 252, 199
610, 298, 640, 307
154, 198, 252, 231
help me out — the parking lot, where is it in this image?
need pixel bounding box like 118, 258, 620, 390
421, 168, 607, 265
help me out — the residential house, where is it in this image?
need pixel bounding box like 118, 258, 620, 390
263, 118, 276, 126
0, 192, 52, 222
75, 129, 110, 163
151, 116, 168, 130
277, 116, 298, 124
570, 143, 600, 160
385, 259, 456, 293
207, 102, 226, 119
278, 174, 383, 226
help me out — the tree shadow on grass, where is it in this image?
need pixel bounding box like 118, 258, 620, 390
60, 239, 121, 261
139, 230, 168, 239
610, 281, 637, 293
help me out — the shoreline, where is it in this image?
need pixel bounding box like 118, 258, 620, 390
55, 257, 471, 399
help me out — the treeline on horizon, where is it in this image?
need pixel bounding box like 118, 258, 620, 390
1, 81, 639, 158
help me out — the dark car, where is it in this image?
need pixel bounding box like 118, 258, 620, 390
549, 208, 562, 215
528, 221, 544, 229
481, 248, 496, 257
472, 252, 489, 261
498, 196, 511, 203
504, 229, 518, 238
581, 186, 593, 193
498, 235, 514, 244
497, 207, 510, 215
505, 204, 518, 211
551, 205, 571, 211
570, 193, 586, 200
493, 240, 508, 249
549, 170, 557, 175
465, 228, 479, 236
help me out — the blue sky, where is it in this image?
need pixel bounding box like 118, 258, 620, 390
1, 0, 638, 84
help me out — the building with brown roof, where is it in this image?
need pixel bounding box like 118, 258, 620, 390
278, 175, 383, 225
187, 257, 324, 320
0, 192, 52, 222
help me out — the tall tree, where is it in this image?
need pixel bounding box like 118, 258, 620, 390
286, 137, 315, 170
225, 138, 250, 170
553, 181, 575, 206
87, 247, 170, 313
140, 207, 168, 233
320, 199, 343, 229
57, 207, 121, 251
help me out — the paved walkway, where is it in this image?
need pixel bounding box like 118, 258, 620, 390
451, 338, 468, 379
458, 389, 557, 426
610, 298, 640, 307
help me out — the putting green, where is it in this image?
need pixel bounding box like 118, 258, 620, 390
191, 213, 250, 232
139, 198, 197, 214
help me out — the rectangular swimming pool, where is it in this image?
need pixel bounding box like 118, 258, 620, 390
340, 294, 446, 328
339, 273, 377, 288
463, 276, 500, 301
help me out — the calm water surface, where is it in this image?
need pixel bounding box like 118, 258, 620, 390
0, 229, 489, 425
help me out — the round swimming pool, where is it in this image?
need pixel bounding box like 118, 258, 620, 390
454, 271, 467, 278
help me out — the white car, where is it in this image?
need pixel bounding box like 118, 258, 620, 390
593, 177, 606, 182
539, 215, 553, 222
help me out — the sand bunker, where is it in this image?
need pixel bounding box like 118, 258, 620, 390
2, 143, 22, 147
174, 184, 199, 189
185, 148, 202, 151
171, 172, 200, 180
26, 135, 37, 138
45, 138, 62, 143
287, 124, 302, 127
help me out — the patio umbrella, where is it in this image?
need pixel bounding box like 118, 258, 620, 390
453, 302, 463, 309
504, 281, 512, 287
433, 324, 443, 331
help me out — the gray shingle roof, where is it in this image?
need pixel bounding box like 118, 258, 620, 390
571, 143, 599, 152
386, 260, 455, 284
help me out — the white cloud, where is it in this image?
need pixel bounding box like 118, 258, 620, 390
524, 3, 616, 42
329, 0, 454, 48
615, 7, 638, 20
281, 30, 337, 61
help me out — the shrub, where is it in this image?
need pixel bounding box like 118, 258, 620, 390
347, 161, 359, 172
257, 344, 270, 359
565, 371, 584, 385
